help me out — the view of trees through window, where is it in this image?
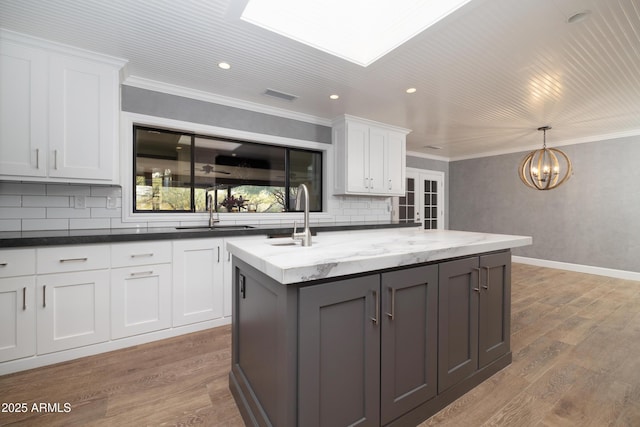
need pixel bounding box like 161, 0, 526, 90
134, 126, 322, 213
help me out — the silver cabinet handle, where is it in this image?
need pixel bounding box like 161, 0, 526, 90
131, 253, 154, 258
130, 270, 153, 277
43, 285, 46, 308
472, 267, 481, 292
54, 150, 58, 170
364, 177, 369, 189
370, 177, 374, 187
370, 290, 379, 324
23, 287, 27, 310
228, 251, 231, 262
36, 148, 40, 169
388, 179, 392, 190
59, 257, 88, 263
385, 287, 396, 320
217, 246, 220, 263
0, 262, 7, 267
482, 266, 490, 290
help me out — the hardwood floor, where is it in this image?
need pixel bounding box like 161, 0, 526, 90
1, 263, 639, 426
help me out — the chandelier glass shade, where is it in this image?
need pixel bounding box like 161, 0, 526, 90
519, 126, 572, 190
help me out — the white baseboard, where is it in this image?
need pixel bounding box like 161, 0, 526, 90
0, 317, 231, 376
512, 256, 640, 281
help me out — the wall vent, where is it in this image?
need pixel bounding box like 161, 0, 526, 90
263, 88, 298, 101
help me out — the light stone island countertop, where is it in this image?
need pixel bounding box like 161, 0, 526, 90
226, 228, 533, 285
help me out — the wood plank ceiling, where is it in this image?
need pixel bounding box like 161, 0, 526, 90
1, 0, 639, 159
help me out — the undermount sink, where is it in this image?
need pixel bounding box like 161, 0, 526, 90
270, 241, 299, 247
175, 225, 255, 231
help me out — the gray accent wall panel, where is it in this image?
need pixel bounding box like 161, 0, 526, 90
450, 135, 640, 273
121, 86, 332, 143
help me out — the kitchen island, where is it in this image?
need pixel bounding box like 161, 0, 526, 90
226, 228, 532, 427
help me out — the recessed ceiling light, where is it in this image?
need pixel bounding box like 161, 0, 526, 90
406, 87, 417, 94
241, 0, 473, 67
566, 10, 591, 24
218, 62, 231, 70
329, 94, 339, 100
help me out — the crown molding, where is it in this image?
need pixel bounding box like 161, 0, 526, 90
406, 150, 451, 162
0, 28, 127, 67
122, 76, 332, 127
449, 128, 640, 161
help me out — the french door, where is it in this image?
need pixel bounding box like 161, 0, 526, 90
396, 169, 444, 230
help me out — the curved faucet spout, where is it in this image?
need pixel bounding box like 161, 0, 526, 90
292, 184, 312, 246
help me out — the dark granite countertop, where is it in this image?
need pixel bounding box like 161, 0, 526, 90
0, 222, 419, 248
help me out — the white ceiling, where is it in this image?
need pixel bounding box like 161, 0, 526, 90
1, 0, 640, 159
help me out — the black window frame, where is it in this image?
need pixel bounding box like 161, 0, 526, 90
132, 125, 323, 214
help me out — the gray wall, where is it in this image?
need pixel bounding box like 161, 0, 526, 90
122, 86, 332, 144
450, 135, 640, 273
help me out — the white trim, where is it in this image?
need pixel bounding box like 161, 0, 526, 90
406, 150, 450, 162
512, 256, 640, 282
123, 76, 332, 127
449, 128, 640, 161
120, 112, 333, 224
0, 317, 231, 376
0, 28, 127, 67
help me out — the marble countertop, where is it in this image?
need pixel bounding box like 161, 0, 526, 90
226, 228, 532, 284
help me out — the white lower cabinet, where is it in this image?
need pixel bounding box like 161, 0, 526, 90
111, 264, 172, 339
0, 277, 36, 362
173, 239, 224, 326
36, 270, 110, 355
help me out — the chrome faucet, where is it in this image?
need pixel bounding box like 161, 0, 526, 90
292, 183, 312, 246
205, 188, 220, 227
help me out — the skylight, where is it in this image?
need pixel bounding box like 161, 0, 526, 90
241, 0, 473, 67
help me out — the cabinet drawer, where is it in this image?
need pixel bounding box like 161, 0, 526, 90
111, 241, 171, 268
0, 249, 36, 278
37, 245, 109, 274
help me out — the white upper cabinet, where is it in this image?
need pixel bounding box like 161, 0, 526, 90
333, 115, 409, 196
0, 30, 126, 183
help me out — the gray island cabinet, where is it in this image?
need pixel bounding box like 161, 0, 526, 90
226, 229, 531, 426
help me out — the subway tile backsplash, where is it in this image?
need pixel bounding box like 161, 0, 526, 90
0, 182, 393, 232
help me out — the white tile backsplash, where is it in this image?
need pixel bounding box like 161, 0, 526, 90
0, 183, 393, 231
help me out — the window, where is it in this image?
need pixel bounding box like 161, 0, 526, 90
133, 126, 322, 213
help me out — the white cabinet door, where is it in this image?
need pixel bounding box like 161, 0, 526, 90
222, 241, 233, 318
385, 131, 406, 195
346, 122, 370, 193
368, 127, 387, 193
0, 39, 48, 177
48, 53, 118, 181
36, 270, 110, 354
0, 277, 36, 362
173, 239, 224, 326
111, 264, 171, 339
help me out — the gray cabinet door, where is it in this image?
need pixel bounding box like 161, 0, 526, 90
478, 251, 511, 368
381, 265, 438, 425
299, 275, 380, 427
438, 256, 479, 393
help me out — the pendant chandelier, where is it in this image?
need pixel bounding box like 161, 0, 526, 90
519, 126, 572, 190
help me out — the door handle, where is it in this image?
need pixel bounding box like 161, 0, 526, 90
482, 266, 490, 290
370, 290, 379, 324
385, 287, 396, 320
472, 267, 481, 292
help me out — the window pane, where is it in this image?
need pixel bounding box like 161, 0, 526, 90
289, 149, 322, 212
134, 127, 192, 212
194, 136, 287, 213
